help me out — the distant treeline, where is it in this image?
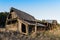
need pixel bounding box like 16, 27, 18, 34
0, 12, 9, 27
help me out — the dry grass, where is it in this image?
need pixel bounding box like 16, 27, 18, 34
0, 25, 60, 40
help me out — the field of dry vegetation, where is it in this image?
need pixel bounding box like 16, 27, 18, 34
0, 25, 60, 40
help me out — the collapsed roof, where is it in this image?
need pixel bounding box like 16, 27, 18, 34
10, 7, 36, 21
10, 7, 46, 27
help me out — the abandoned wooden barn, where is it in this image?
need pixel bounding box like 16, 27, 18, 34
5, 7, 46, 35
0, 7, 57, 36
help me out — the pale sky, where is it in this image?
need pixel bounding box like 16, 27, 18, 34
0, 0, 60, 23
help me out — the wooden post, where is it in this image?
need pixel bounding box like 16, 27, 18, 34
35, 25, 37, 33
26, 24, 28, 35
35, 20, 37, 34
18, 19, 22, 33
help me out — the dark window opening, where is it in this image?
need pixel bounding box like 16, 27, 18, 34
37, 26, 45, 31
28, 25, 35, 34
12, 20, 17, 24
40, 23, 47, 26
7, 19, 17, 25
7, 21, 11, 25
22, 24, 26, 33
37, 26, 41, 31
44, 23, 47, 25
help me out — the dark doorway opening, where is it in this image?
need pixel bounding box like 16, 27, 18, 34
22, 23, 26, 33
